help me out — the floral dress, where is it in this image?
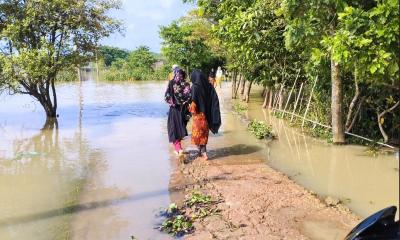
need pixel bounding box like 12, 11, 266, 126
189, 102, 209, 145
165, 78, 191, 143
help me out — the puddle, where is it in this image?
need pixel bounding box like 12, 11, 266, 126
232, 87, 399, 219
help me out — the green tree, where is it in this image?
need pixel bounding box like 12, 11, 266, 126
280, 0, 369, 143
0, 0, 121, 120
332, 0, 399, 142
103, 45, 168, 81
159, 15, 222, 74
126, 46, 156, 70
98, 45, 129, 66
186, 0, 399, 144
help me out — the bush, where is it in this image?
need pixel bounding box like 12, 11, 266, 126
248, 120, 275, 139
56, 67, 78, 82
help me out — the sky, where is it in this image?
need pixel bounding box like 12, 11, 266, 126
101, 0, 195, 53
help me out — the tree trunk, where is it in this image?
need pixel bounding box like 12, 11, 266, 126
279, 90, 286, 110
331, 58, 345, 144
242, 81, 248, 101
277, 84, 285, 110
231, 71, 237, 99
345, 70, 360, 132
263, 88, 270, 109
96, 52, 100, 81
347, 97, 364, 133
41, 99, 57, 118
50, 79, 57, 116
261, 86, 267, 97
43, 116, 59, 130
244, 81, 253, 103
234, 74, 242, 99
268, 90, 274, 109
77, 66, 81, 81
240, 77, 246, 95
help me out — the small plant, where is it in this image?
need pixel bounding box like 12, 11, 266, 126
159, 203, 194, 236
233, 102, 248, 113
248, 120, 275, 139
158, 192, 219, 236
185, 192, 212, 207
160, 214, 194, 237
365, 142, 381, 157
185, 192, 219, 221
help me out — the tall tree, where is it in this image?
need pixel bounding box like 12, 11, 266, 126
159, 14, 222, 73
0, 0, 121, 120
280, 0, 352, 143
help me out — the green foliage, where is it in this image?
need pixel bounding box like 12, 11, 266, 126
364, 142, 382, 157
0, 0, 121, 117
309, 126, 333, 142
161, 214, 193, 237
55, 67, 77, 82
185, 0, 399, 144
159, 192, 217, 237
98, 46, 129, 66
185, 192, 219, 221
102, 46, 168, 81
248, 120, 275, 139
159, 12, 224, 73
126, 46, 157, 70
185, 192, 212, 207
233, 102, 248, 113
160, 202, 193, 236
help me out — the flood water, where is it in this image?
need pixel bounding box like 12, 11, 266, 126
238, 89, 399, 219
0, 79, 173, 239
0, 78, 398, 240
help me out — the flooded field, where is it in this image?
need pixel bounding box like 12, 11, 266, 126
237, 89, 399, 219
0, 79, 398, 240
0, 80, 173, 239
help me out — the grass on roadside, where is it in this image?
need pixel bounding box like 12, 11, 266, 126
158, 192, 218, 237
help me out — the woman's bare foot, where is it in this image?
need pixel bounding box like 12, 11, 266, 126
202, 152, 208, 160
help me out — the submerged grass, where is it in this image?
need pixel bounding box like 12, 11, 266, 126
364, 142, 383, 157
248, 119, 275, 140
233, 102, 248, 114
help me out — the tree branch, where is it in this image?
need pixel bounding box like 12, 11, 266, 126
377, 101, 399, 143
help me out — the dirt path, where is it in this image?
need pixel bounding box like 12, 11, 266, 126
168, 88, 360, 240
169, 155, 359, 240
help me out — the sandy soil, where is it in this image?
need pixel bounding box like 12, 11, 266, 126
166, 86, 361, 239
168, 149, 360, 240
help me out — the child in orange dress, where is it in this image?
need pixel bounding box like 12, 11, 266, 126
189, 102, 209, 159
189, 70, 221, 160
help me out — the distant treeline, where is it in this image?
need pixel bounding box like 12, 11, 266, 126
98, 45, 169, 81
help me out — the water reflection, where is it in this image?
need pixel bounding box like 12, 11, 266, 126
0, 79, 173, 239
243, 91, 399, 218
0, 120, 98, 239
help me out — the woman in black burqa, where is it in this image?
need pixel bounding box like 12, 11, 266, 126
189, 70, 221, 160
165, 68, 191, 155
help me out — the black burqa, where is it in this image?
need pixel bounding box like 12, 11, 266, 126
165, 78, 191, 143
191, 70, 221, 134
